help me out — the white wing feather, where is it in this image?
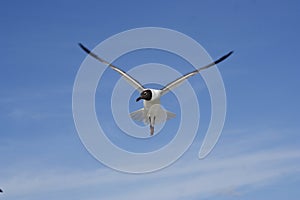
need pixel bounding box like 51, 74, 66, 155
79, 43, 145, 92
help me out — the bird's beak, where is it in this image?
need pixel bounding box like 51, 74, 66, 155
136, 96, 142, 102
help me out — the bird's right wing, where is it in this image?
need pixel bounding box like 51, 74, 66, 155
160, 51, 233, 96
79, 43, 145, 92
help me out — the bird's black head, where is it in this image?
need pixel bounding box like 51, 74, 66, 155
136, 89, 152, 102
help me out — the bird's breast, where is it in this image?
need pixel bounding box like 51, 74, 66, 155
143, 98, 161, 110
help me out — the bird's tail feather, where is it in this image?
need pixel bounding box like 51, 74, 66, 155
129, 108, 145, 122
129, 108, 176, 125
166, 110, 176, 120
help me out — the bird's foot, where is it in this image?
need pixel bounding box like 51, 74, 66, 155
150, 125, 154, 136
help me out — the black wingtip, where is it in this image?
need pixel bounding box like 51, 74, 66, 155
215, 51, 234, 64
78, 43, 91, 54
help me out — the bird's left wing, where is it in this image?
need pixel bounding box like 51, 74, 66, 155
160, 51, 233, 96
79, 43, 145, 92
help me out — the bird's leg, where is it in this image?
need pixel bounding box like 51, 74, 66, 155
150, 117, 156, 136
150, 125, 154, 136
149, 117, 154, 136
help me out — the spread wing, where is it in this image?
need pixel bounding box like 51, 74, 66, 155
79, 43, 145, 92
160, 51, 233, 96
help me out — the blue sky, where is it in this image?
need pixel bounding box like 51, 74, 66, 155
1, 0, 300, 199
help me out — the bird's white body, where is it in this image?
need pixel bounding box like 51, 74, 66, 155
130, 89, 176, 135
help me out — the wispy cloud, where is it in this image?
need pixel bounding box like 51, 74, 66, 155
106, 148, 300, 200
2, 129, 300, 200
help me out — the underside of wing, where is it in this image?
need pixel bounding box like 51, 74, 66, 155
160, 51, 233, 96
79, 43, 145, 92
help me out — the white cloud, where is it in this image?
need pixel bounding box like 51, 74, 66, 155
106, 148, 300, 200
1, 130, 300, 200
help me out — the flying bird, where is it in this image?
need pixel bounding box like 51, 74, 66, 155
0, 188, 3, 193
79, 43, 233, 135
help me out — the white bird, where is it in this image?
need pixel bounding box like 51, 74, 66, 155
79, 43, 233, 136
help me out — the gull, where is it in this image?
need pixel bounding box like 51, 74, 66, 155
79, 43, 233, 136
